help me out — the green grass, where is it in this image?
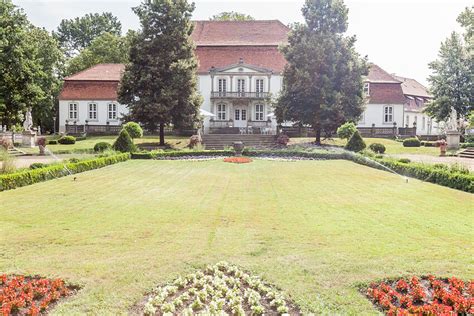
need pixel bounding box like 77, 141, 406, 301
0, 160, 472, 315
21, 135, 189, 154
290, 137, 446, 156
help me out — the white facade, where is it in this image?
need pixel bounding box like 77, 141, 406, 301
405, 111, 442, 135
59, 100, 127, 133
59, 64, 282, 134
358, 103, 405, 128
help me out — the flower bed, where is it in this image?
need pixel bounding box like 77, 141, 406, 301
141, 262, 300, 315
223, 157, 253, 164
365, 276, 473, 315
0, 275, 78, 315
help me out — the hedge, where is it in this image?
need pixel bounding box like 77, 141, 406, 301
0, 153, 130, 191
131, 149, 473, 193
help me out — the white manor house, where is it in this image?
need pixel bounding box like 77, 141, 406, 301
58, 20, 441, 139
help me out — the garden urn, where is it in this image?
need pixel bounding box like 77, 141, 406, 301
233, 141, 244, 156
438, 140, 447, 156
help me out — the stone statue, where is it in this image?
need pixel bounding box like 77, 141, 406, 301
23, 108, 33, 132
448, 109, 458, 131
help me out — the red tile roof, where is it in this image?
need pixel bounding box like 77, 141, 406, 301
64, 63, 124, 81
196, 46, 286, 73
192, 20, 289, 46
59, 81, 119, 100
368, 83, 406, 104
367, 64, 400, 83
392, 75, 432, 98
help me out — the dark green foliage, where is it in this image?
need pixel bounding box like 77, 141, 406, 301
123, 122, 143, 139
118, 0, 202, 145
368, 143, 386, 154
398, 158, 411, 164
53, 12, 122, 57
421, 141, 437, 147
460, 142, 474, 148
113, 129, 135, 152
29, 163, 47, 169
337, 122, 357, 139
58, 136, 76, 144
48, 140, 58, 145
210, 12, 254, 21
345, 131, 366, 152
403, 138, 421, 147
76, 136, 87, 141
0, 153, 130, 191
94, 142, 112, 152
68, 158, 80, 163
276, 0, 368, 144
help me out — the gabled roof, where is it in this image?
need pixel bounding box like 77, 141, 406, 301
192, 20, 289, 46
392, 75, 432, 98
59, 81, 119, 100
65, 64, 124, 81
196, 46, 286, 73
366, 64, 401, 83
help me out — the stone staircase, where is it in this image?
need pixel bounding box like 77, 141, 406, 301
202, 134, 277, 150
458, 147, 474, 159
6, 147, 26, 157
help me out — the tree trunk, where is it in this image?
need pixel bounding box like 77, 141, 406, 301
159, 122, 165, 146
314, 105, 321, 146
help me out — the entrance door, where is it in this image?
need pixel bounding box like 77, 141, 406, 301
234, 106, 247, 128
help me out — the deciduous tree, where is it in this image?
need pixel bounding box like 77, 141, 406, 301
54, 12, 122, 57
275, 0, 368, 145
118, 0, 201, 146
210, 11, 254, 21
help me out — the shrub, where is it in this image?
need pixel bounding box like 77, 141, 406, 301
398, 158, 411, 163
403, 138, 421, 147
58, 136, 76, 145
123, 122, 143, 139
69, 158, 80, 163
48, 140, 58, 145
337, 122, 357, 139
0, 153, 130, 191
277, 134, 290, 146
460, 142, 474, 148
29, 162, 47, 169
345, 131, 366, 152
0, 149, 16, 174
76, 136, 87, 141
94, 142, 112, 152
113, 129, 136, 153
368, 143, 386, 154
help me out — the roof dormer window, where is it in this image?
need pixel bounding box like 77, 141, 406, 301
363, 82, 370, 96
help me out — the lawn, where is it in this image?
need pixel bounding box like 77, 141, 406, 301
290, 137, 445, 156
0, 159, 472, 314
21, 135, 189, 154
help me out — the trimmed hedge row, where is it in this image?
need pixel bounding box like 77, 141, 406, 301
0, 153, 130, 191
131, 149, 473, 193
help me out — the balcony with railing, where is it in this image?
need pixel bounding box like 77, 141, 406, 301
210, 91, 270, 99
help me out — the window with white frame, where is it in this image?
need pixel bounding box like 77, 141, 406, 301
363, 82, 370, 96
255, 104, 264, 121
68, 103, 78, 120
88, 103, 97, 120
218, 78, 227, 96
414, 115, 418, 127
108, 103, 117, 120
217, 104, 226, 120
422, 117, 426, 130
237, 79, 245, 96
256, 79, 264, 96
383, 105, 393, 123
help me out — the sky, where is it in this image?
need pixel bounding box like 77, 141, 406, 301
13, 0, 471, 86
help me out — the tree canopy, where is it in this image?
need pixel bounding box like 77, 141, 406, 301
210, 11, 255, 21
425, 7, 473, 123
118, 0, 202, 145
0, 0, 63, 131
53, 12, 122, 57
66, 31, 135, 75
275, 0, 368, 144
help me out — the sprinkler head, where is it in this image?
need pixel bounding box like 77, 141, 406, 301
73, 177, 77, 181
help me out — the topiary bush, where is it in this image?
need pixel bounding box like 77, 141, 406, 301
58, 136, 76, 145
94, 142, 112, 152
368, 142, 386, 154
337, 122, 357, 140
113, 129, 135, 152
398, 158, 411, 164
48, 140, 58, 145
123, 122, 143, 139
345, 130, 366, 152
403, 138, 421, 147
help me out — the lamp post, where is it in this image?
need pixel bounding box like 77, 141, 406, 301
53, 117, 57, 135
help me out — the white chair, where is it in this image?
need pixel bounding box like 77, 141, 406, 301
247, 126, 253, 134
239, 127, 246, 135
